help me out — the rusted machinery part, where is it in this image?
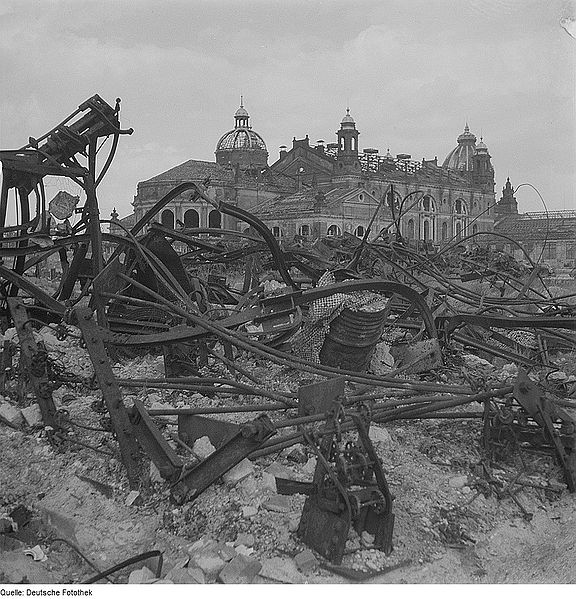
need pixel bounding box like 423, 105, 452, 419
105, 278, 437, 347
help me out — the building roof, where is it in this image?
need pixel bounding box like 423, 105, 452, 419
495, 211, 576, 242
141, 160, 235, 185
253, 187, 376, 219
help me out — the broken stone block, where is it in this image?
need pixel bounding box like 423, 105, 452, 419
222, 458, 254, 486
128, 566, 155, 584
265, 462, 295, 478
218, 544, 237, 562
235, 532, 255, 547
448, 475, 468, 489
218, 554, 262, 584
293, 549, 318, 573
260, 557, 305, 584
369, 425, 392, 447
187, 567, 206, 583
190, 552, 225, 580
21, 404, 42, 427
236, 544, 254, 556
192, 436, 216, 461
164, 568, 197, 584
261, 472, 277, 492
263, 494, 292, 513
242, 505, 258, 518
0, 402, 23, 427
302, 458, 316, 476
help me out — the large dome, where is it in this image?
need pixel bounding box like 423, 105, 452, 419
443, 123, 477, 171
215, 100, 268, 167
216, 128, 267, 152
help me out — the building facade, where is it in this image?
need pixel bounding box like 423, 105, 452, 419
125, 102, 497, 245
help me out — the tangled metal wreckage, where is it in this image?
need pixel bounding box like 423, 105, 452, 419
1, 96, 576, 569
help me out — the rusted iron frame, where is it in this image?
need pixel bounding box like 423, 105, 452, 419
7, 298, 59, 428
71, 306, 142, 488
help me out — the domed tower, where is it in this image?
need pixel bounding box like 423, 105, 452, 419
215, 99, 268, 168
471, 137, 494, 187
336, 108, 360, 174
442, 123, 477, 172
496, 177, 518, 217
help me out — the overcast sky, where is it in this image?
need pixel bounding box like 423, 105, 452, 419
1, 0, 575, 219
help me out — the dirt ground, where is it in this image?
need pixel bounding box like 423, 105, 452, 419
1, 333, 576, 584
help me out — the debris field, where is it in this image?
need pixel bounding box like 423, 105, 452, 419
1, 95, 575, 584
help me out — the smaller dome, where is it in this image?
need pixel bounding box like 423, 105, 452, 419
341, 108, 355, 126
235, 105, 249, 118
475, 137, 488, 152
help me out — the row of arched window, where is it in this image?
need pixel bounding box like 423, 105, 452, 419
271, 224, 367, 239
160, 208, 222, 229
405, 219, 479, 241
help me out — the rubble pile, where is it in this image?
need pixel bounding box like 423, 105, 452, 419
1, 95, 576, 584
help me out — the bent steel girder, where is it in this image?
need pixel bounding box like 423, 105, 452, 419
439, 314, 576, 336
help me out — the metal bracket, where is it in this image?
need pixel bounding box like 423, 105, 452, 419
129, 399, 183, 482
7, 298, 58, 429
171, 413, 276, 504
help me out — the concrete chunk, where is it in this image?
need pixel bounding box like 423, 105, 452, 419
222, 458, 254, 486
293, 549, 319, 573
0, 402, 23, 427
192, 436, 216, 460
190, 552, 225, 580
263, 494, 292, 513
218, 554, 262, 584
261, 557, 305, 584
128, 566, 155, 584
21, 404, 43, 427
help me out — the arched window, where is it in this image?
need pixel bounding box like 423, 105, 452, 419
271, 226, 283, 238
407, 219, 415, 239
299, 224, 310, 236
184, 209, 199, 228
423, 220, 430, 241
327, 224, 341, 236
208, 210, 222, 229
456, 222, 462, 238
340, 137, 345, 151
421, 195, 435, 212
441, 221, 448, 240
454, 199, 467, 215
354, 225, 365, 238
472, 224, 478, 235
351, 137, 356, 151
161, 209, 174, 228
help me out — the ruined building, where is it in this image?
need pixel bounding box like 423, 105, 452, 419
124, 102, 497, 244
